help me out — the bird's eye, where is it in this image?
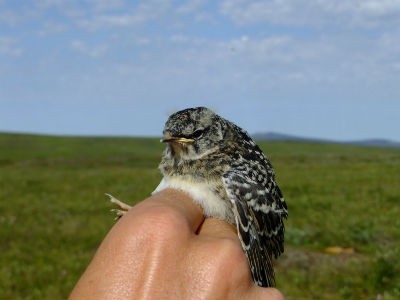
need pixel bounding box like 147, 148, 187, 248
191, 129, 204, 139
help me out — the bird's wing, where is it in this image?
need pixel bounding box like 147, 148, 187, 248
222, 168, 287, 287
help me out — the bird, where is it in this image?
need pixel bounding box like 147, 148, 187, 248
107, 106, 288, 287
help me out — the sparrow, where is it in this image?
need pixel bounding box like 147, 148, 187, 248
107, 106, 288, 287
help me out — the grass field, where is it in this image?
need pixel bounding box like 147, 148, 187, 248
0, 132, 399, 299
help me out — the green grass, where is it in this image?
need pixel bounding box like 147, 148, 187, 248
1, 133, 399, 299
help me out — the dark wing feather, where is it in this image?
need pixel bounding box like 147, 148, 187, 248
222, 168, 287, 287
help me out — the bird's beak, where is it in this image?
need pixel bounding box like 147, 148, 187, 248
161, 137, 194, 144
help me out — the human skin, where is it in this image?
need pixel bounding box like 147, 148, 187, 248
69, 189, 285, 300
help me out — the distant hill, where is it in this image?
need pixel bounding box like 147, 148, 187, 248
252, 132, 400, 148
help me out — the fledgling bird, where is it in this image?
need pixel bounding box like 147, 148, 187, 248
108, 107, 288, 287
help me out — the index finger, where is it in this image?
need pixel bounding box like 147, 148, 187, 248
130, 188, 205, 233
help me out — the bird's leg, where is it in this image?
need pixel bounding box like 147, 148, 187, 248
105, 193, 132, 220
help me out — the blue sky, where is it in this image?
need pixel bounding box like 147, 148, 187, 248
1, 0, 399, 141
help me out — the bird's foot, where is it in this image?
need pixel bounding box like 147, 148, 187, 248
105, 193, 132, 220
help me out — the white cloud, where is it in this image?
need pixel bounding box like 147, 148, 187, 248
76, 0, 172, 30
117, 29, 399, 97
37, 21, 68, 36
77, 14, 140, 30
70, 40, 108, 58
88, 0, 125, 12
339, 0, 400, 17
220, 0, 400, 28
0, 37, 23, 56
32, 0, 124, 12
176, 0, 206, 14
0, 9, 20, 26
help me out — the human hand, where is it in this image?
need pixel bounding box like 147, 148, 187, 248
69, 189, 285, 300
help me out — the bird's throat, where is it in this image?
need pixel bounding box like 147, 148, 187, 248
168, 142, 189, 157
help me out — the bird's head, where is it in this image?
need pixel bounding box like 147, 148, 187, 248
162, 107, 224, 159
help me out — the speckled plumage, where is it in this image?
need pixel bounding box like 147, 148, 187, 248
153, 107, 288, 287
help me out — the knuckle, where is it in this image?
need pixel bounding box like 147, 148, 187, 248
135, 205, 189, 241
209, 238, 247, 271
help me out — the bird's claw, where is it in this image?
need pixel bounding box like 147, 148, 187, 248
110, 208, 127, 220
105, 193, 132, 220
